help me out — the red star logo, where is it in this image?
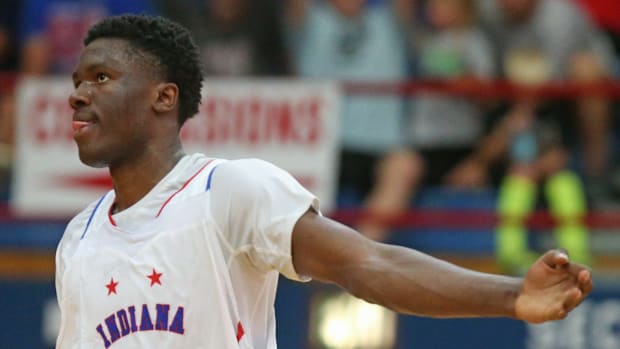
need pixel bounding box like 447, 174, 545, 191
106, 278, 118, 296
147, 269, 163, 287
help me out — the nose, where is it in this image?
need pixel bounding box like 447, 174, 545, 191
69, 83, 92, 110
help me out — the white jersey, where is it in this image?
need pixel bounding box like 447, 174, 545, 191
55, 153, 318, 349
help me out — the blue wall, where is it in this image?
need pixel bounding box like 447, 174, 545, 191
0, 277, 618, 349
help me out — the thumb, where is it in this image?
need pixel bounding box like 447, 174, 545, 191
542, 249, 570, 269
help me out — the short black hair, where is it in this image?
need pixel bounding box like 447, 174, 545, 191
84, 14, 203, 126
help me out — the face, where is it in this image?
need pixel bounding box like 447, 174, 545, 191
69, 38, 160, 168
330, 0, 365, 18
427, 0, 466, 30
499, 0, 537, 22
210, 0, 248, 24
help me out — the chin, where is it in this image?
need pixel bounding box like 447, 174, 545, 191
80, 158, 109, 169
78, 151, 109, 168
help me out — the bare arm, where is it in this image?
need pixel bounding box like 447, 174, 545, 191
444, 103, 530, 187
469, 105, 531, 167
292, 210, 592, 322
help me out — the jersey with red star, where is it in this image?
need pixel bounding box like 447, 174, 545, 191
55, 154, 317, 348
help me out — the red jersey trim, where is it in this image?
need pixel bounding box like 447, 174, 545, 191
108, 208, 117, 226
155, 159, 214, 217
107, 159, 214, 226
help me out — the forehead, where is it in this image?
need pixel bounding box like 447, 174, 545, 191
77, 38, 133, 69
75, 38, 158, 77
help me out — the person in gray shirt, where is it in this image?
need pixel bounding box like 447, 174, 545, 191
359, 0, 500, 241
478, 0, 615, 193
476, 0, 614, 273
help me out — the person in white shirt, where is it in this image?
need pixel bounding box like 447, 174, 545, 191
57, 14, 592, 349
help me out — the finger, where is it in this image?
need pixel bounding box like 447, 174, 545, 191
556, 248, 570, 269
564, 264, 592, 293
562, 270, 592, 311
562, 287, 583, 313
541, 249, 570, 269
553, 304, 568, 321
578, 269, 593, 296
572, 286, 589, 310
566, 262, 589, 278
557, 248, 569, 259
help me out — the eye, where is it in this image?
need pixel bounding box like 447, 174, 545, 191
96, 73, 109, 83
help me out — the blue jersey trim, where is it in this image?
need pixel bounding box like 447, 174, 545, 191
205, 165, 220, 191
80, 192, 109, 240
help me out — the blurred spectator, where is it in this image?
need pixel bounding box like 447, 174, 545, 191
475, 0, 606, 273
0, 0, 20, 71
0, 0, 20, 201
150, 0, 202, 25
20, 0, 156, 75
494, 101, 591, 274
359, 0, 499, 240
158, 0, 290, 76
0, 88, 15, 201
285, 0, 410, 235
477, 0, 616, 202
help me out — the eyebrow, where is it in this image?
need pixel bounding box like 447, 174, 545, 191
72, 61, 120, 82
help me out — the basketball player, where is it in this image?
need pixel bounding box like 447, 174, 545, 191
57, 14, 592, 348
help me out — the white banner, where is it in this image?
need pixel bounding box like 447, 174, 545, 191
12, 78, 340, 217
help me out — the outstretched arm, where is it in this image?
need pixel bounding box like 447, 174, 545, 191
292, 210, 591, 323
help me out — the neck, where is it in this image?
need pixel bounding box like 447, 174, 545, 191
109, 140, 185, 213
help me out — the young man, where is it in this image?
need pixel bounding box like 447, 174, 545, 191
57, 15, 592, 348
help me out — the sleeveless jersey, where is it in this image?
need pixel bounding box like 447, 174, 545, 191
55, 153, 318, 348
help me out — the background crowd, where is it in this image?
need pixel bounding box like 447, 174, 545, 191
1, 0, 619, 274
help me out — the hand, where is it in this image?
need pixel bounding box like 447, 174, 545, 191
444, 158, 488, 189
514, 249, 592, 323
502, 103, 535, 134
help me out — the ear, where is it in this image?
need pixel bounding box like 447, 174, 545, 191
152, 82, 179, 114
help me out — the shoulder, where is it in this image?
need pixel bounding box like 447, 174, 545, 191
539, 0, 586, 27
219, 157, 284, 173
209, 158, 292, 189
208, 157, 312, 202
543, 0, 581, 15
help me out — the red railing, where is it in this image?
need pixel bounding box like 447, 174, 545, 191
330, 208, 620, 231
342, 79, 620, 99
